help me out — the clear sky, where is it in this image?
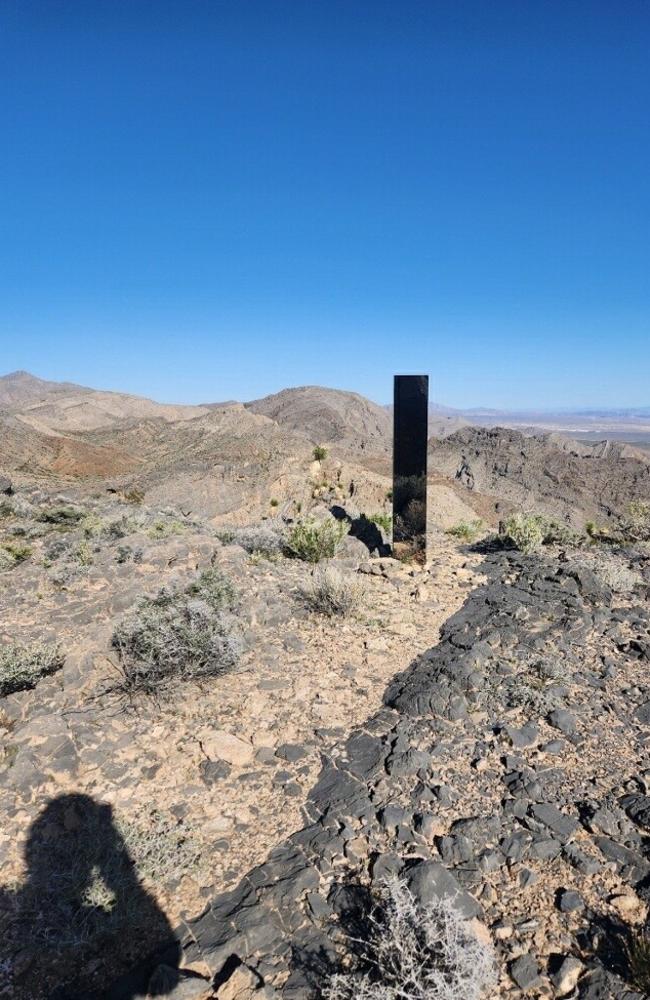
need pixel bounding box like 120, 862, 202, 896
1, 1, 648, 408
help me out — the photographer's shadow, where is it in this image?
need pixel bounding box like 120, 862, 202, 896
0, 793, 183, 999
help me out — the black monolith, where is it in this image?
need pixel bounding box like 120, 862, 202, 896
393, 375, 428, 562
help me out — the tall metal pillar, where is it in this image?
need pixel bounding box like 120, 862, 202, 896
393, 375, 429, 562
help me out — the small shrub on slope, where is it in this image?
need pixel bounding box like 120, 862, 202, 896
325, 878, 497, 1000
622, 501, 650, 542
285, 518, 349, 563
367, 512, 393, 534
230, 523, 286, 557
0, 642, 65, 697
502, 513, 574, 554
301, 566, 365, 616
111, 568, 241, 696
446, 519, 483, 542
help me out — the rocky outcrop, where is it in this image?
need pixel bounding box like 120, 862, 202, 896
428, 426, 650, 528
148, 550, 650, 999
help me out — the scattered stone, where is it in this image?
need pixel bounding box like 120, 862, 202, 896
558, 889, 584, 913
551, 956, 584, 996
199, 758, 232, 785
548, 709, 578, 736
510, 953, 541, 991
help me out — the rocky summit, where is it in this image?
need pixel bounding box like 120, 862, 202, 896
1, 374, 650, 1000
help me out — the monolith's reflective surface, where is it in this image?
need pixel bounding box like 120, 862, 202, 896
393, 374, 428, 562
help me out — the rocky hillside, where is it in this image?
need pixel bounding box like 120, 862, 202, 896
1, 479, 649, 999
246, 386, 392, 456
428, 426, 650, 528
0, 371, 207, 432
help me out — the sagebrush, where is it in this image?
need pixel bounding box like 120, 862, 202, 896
446, 520, 483, 542
0, 642, 65, 697
230, 523, 286, 557
285, 518, 349, 562
111, 568, 241, 696
325, 878, 497, 1000
301, 566, 365, 616
502, 512, 577, 554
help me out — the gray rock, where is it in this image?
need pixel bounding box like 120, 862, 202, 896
635, 701, 650, 725
529, 802, 578, 843
510, 953, 541, 990
0, 475, 12, 495
563, 843, 602, 875
621, 794, 650, 830
147, 966, 210, 999
276, 743, 309, 763
551, 956, 584, 996
199, 758, 232, 785
506, 721, 539, 749
406, 860, 481, 919
548, 709, 578, 735
558, 889, 584, 913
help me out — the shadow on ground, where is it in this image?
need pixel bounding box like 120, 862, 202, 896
0, 793, 187, 999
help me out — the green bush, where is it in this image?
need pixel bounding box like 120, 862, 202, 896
502, 513, 579, 553
37, 506, 84, 527
0, 541, 32, 568
368, 512, 393, 534
123, 488, 145, 504
622, 500, 650, 541
111, 568, 241, 696
445, 519, 483, 542
146, 519, 185, 540
0, 641, 65, 697
313, 445, 328, 462
285, 518, 349, 563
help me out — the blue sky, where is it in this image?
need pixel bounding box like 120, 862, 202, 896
1, 1, 648, 408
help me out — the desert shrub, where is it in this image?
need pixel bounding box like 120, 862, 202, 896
285, 518, 349, 563
74, 540, 94, 567
117, 809, 203, 886
0, 500, 14, 518
300, 566, 365, 616
111, 568, 241, 696
103, 516, 137, 540
621, 501, 650, 542
146, 519, 185, 540
313, 445, 328, 462
79, 513, 104, 538
270, 498, 279, 507
123, 488, 145, 504
627, 928, 650, 994
503, 513, 549, 554
37, 506, 84, 527
0, 642, 65, 697
115, 545, 143, 564
502, 512, 585, 553
588, 554, 642, 594
446, 519, 483, 542
368, 512, 393, 534
231, 523, 286, 557
0, 541, 32, 568
325, 878, 497, 1000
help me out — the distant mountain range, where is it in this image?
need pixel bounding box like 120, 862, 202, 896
1, 370, 649, 527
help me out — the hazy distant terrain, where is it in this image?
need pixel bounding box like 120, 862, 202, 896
2, 370, 649, 529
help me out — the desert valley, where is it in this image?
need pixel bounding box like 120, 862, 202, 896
1, 370, 650, 1000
